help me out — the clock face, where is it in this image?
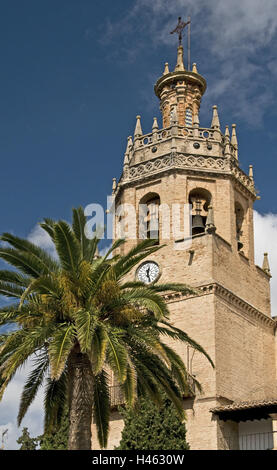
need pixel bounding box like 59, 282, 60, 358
137, 261, 160, 284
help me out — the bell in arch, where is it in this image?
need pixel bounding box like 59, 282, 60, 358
192, 200, 205, 236
236, 229, 243, 251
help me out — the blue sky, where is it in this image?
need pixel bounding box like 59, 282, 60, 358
0, 0, 276, 240
0, 0, 277, 449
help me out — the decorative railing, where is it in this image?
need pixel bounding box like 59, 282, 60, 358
134, 126, 223, 150
219, 431, 276, 450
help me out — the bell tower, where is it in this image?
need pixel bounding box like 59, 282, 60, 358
92, 42, 277, 451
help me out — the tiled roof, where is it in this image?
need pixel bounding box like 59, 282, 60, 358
210, 398, 277, 414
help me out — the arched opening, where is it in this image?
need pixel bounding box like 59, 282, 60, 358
189, 188, 212, 236
235, 202, 244, 251
139, 193, 160, 244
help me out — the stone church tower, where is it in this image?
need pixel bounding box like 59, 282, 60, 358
92, 45, 277, 450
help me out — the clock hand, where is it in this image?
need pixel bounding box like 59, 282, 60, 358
146, 267, 151, 282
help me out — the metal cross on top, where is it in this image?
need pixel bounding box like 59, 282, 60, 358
170, 16, 191, 46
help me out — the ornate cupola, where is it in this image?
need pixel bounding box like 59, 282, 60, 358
115, 21, 258, 260
154, 45, 206, 128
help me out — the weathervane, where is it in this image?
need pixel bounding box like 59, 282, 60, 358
170, 16, 191, 70
170, 16, 191, 46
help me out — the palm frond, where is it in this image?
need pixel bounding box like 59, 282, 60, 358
106, 330, 128, 384
48, 324, 75, 380
122, 360, 137, 407
113, 249, 162, 280
160, 320, 214, 367
130, 344, 185, 420
0, 326, 53, 400
102, 239, 125, 261
54, 221, 80, 275
72, 207, 88, 259
0, 270, 31, 287
44, 370, 68, 432
19, 275, 61, 308
74, 309, 97, 354
90, 325, 108, 374
40, 218, 56, 243
1, 233, 58, 274
0, 247, 48, 278
150, 283, 198, 296
93, 370, 110, 449
0, 281, 25, 298
121, 287, 170, 320
119, 281, 146, 289
85, 236, 100, 262
17, 350, 49, 425
130, 355, 164, 407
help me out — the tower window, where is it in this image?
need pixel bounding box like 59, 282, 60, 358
146, 198, 159, 242
189, 188, 212, 236
139, 193, 160, 244
235, 202, 244, 251
185, 108, 193, 127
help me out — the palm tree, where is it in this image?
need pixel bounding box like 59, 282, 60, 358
0, 207, 213, 450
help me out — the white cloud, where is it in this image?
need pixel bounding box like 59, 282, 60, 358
0, 360, 44, 450
27, 224, 57, 259
254, 210, 277, 317
103, 0, 277, 126
99, 242, 113, 258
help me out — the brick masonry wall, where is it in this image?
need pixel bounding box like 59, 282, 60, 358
103, 142, 275, 450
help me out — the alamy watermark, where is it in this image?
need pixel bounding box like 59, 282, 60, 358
84, 196, 194, 250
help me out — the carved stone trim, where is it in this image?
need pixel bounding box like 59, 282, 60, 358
162, 282, 276, 328
121, 152, 256, 198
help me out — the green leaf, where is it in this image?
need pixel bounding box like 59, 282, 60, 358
44, 370, 68, 432
121, 287, 170, 320
40, 218, 56, 243
48, 324, 75, 379
0, 270, 31, 287
102, 239, 125, 261
106, 331, 128, 384
93, 370, 110, 448
113, 239, 163, 278
1, 233, 58, 274
149, 283, 198, 295
0, 280, 25, 298
54, 221, 80, 275
72, 207, 87, 259
90, 325, 108, 374
17, 350, 49, 425
160, 320, 214, 368
0, 247, 46, 278
74, 309, 97, 353
0, 325, 54, 400
122, 361, 137, 407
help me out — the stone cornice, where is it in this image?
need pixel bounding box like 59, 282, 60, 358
162, 282, 276, 329
119, 152, 256, 199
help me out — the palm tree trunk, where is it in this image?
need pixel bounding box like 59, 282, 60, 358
67, 345, 94, 450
